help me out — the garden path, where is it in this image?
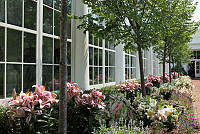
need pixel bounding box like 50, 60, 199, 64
192, 80, 200, 126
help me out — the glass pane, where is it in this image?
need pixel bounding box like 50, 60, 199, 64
67, 42, 71, 64
94, 37, 98, 46
94, 48, 98, 66
105, 51, 108, 66
0, 0, 5, 22
43, 65, 53, 90
24, 32, 36, 63
125, 55, 129, 67
67, 16, 71, 39
54, 0, 61, 10
132, 68, 136, 79
44, 0, 53, 7
6, 64, 22, 97
105, 40, 109, 48
67, 66, 71, 81
89, 34, 93, 44
24, 0, 37, 30
54, 11, 60, 36
197, 51, 200, 59
54, 65, 59, 90
99, 49, 102, 66
89, 47, 93, 65
99, 38, 102, 47
7, 29, 22, 62
105, 67, 108, 83
125, 68, 128, 80
89, 67, 93, 85
94, 67, 98, 85
0, 64, 4, 99
109, 40, 115, 50
7, 0, 22, 26
54, 39, 60, 64
109, 67, 115, 82
109, 51, 115, 66
43, 36, 53, 63
23, 65, 36, 92
0, 27, 4, 61
99, 67, 103, 84
43, 6, 53, 34
193, 51, 196, 59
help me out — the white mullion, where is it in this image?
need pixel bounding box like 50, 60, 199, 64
102, 39, 105, 85
0, 22, 37, 35
52, 3, 55, 91
4, 27, 7, 98
21, 0, 24, 91
5, 0, 7, 23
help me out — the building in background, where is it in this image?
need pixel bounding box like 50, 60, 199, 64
0, 0, 167, 99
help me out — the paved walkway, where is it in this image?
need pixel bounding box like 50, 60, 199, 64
192, 80, 200, 125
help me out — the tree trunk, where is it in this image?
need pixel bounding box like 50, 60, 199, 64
162, 43, 167, 83
59, 0, 68, 133
169, 50, 171, 83
137, 45, 146, 96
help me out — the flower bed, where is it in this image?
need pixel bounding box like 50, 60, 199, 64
0, 73, 198, 133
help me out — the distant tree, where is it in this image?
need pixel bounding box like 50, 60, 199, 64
153, 0, 199, 82
59, 0, 68, 133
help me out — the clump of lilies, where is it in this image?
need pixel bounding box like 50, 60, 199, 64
7, 84, 59, 124
67, 82, 106, 110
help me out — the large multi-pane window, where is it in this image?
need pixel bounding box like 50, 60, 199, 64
143, 50, 148, 77
42, 0, 71, 91
125, 51, 136, 80
193, 50, 200, 59
0, 0, 71, 98
89, 35, 116, 85
153, 53, 159, 75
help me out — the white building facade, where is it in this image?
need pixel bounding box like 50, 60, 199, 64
0, 0, 167, 99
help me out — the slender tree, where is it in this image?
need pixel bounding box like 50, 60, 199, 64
59, 0, 68, 133
79, 0, 175, 96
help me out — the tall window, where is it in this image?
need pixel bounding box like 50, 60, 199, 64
89, 35, 116, 85
153, 53, 159, 75
125, 51, 136, 80
42, 0, 71, 91
0, 0, 72, 99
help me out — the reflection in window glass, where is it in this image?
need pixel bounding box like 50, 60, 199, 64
109, 67, 115, 82
89, 47, 93, 65
7, 0, 22, 26
54, 65, 59, 90
105, 51, 108, 66
89, 34, 93, 44
67, 42, 71, 64
43, 65, 53, 90
99, 67, 103, 84
105, 67, 108, 83
43, 36, 53, 63
43, 6, 53, 34
67, 16, 71, 38
7, 64, 22, 97
94, 37, 98, 46
94, 67, 98, 84
44, 0, 53, 7
54, 39, 60, 64
99, 49, 102, 66
24, 0, 37, 30
7, 29, 22, 62
23, 65, 36, 92
67, 66, 71, 81
0, 64, 4, 99
24, 32, 36, 63
197, 51, 200, 59
54, 11, 60, 36
109, 52, 115, 66
54, 0, 61, 10
0, 0, 5, 22
89, 67, 93, 85
94, 48, 98, 66
0, 27, 4, 61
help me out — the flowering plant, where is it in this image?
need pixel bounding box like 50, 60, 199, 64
146, 75, 162, 88
7, 84, 59, 124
